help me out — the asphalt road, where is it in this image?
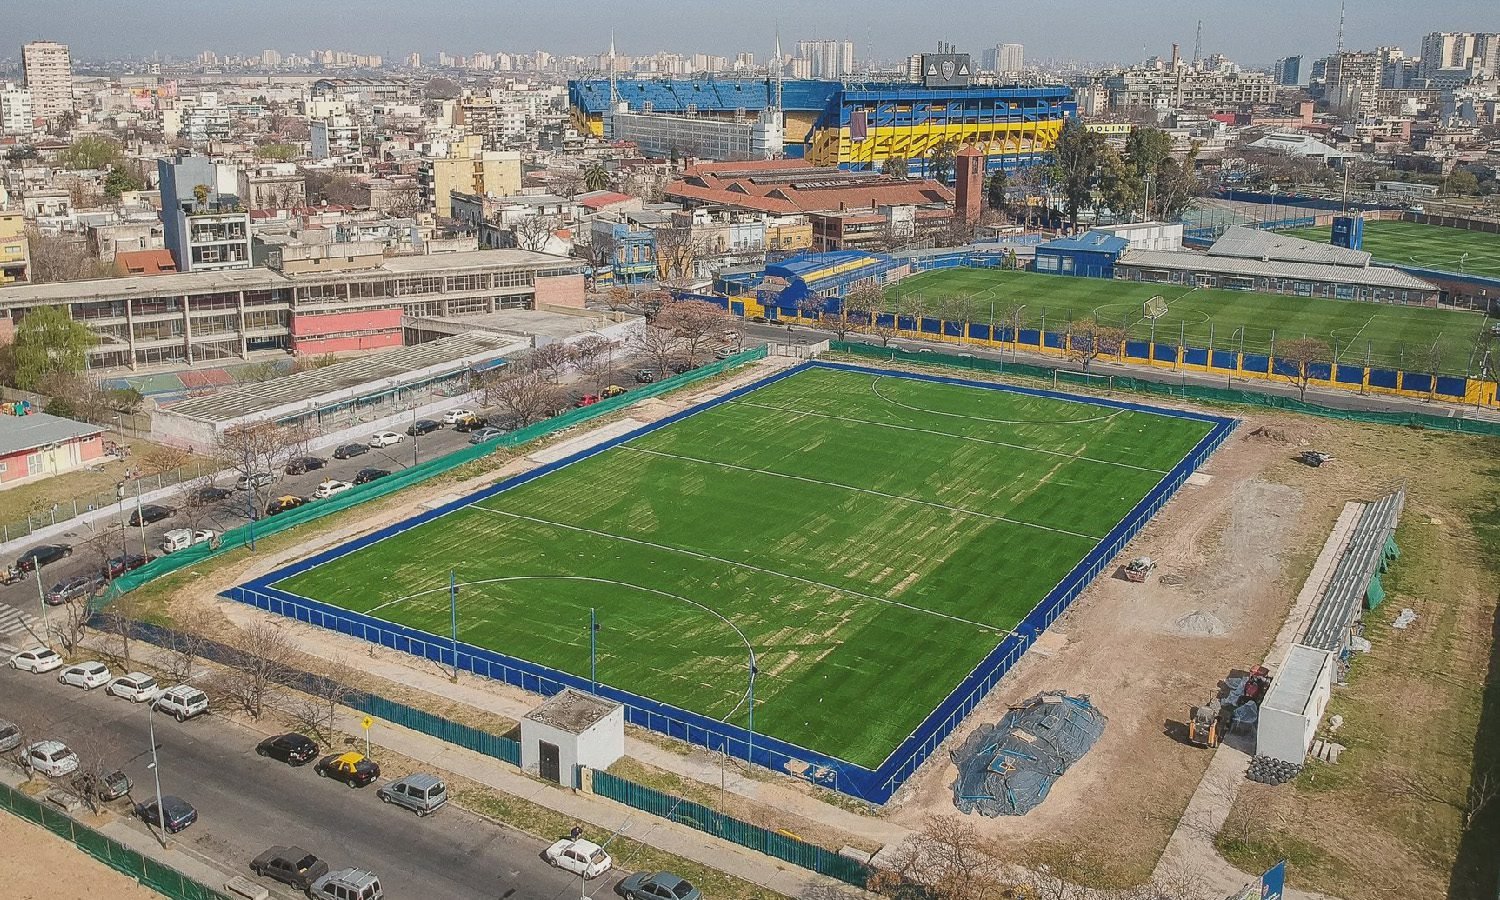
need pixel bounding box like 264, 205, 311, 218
1, 664, 624, 900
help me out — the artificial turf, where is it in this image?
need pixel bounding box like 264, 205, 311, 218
274, 365, 1212, 768
1285, 220, 1500, 278
885, 268, 1492, 373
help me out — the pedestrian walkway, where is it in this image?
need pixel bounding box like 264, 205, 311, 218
0, 603, 44, 652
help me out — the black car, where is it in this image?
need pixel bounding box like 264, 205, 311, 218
407, 418, 442, 436
187, 484, 232, 504
265, 495, 307, 516
138, 795, 197, 834
256, 732, 319, 766
285, 456, 326, 475
251, 846, 330, 892
669, 361, 693, 374
128, 504, 174, 527
452, 415, 488, 433
14, 544, 71, 573
353, 467, 389, 485
332, 443, 369, 460
104, 552, 152, 578
635, 369, 657, 384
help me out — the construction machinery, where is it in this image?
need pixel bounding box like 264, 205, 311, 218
1298, 450, 1334, 467
1124, 557, 1157, 583
1187, 698, 1223, 748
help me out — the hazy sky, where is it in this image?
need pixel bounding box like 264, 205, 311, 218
2, 0, 1496, 66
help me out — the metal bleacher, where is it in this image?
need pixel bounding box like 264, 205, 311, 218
1302, 488, 1406, 654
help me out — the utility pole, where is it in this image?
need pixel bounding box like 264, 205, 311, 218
147, 702, 168, 848
589, 608, 599, 694
34, 564, 48, 643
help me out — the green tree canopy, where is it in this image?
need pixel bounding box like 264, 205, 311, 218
103, 164, 144, 200
881, 155, 910, 179
255, 142, 299, 162
7, 306, 96, 391
984, 171, 1008, 210
1050, 120, 1107, 228
56, 136, 124, 171
1123, 127, 1174, 179
928, 141, 958, 184
583, 163, 610, 193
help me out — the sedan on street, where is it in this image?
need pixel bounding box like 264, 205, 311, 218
46, 574, 104, 605
128, 504, 174, 527
10, 647, 63, 674
256, 733, 319, 766
313, 480, 353, 499
14, 544, 71, 573
369, 431, 403, 447
333, 443, 369, 460
21, 740, 79, 777
285, 456, 326, 475
106, 672, 162, 703
407, 418, 442, 436
353, 468, 389, 485
138, 795, 198, 834
57, 661, 111, 690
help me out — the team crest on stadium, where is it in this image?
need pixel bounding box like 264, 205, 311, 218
941, 60, 956, 79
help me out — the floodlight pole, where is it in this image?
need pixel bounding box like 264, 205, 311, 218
449, 569, 459, 680
746, 661, 758, 767
589, 608, 599, 693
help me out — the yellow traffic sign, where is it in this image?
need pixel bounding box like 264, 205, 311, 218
361, 716, 373, 731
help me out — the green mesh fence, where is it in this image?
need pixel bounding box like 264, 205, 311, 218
0, 782, 231, 900
98, 347, 768, 605
830, 342, 1500, 437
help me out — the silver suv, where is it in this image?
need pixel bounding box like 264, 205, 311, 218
309, 868, 382, 900
375, 773, 447, 816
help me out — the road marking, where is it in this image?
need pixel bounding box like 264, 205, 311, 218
0, 603, 43, 649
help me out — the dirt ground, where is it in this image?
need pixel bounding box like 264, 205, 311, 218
0, 813, 162, 900
883, 408, 1353, 886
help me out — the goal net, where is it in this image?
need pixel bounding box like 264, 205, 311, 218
1143, 296, 1169, 321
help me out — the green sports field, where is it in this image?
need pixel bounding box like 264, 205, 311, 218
274, 366, 1213, 768
885, 268, 1493, 373
1285, 220, 1500, 278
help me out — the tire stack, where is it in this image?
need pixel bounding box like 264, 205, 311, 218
1246, 755, 1302, 785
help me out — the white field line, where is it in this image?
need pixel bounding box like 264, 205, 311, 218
869, 375, 1121, 425
471, 505, 1012, 635
621, 444, 1103, 542
730, 399, 1170, 476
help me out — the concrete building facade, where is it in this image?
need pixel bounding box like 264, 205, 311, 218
21, 41, 72, 122
421, 148, 522, 219
0, 82, 33, 134
158, 153, 252, 274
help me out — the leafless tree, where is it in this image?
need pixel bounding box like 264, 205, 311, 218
24, 228, 109, 283
217, 620, 298, 719
656, 299, 734, 365
1413, 339, 1447, 402
1021, 848, 1106, 900
636, 288, 671, 321
512, 214, 559, 253
897, 291, 929, 323
630, 321, 683, 380
936, 293, 974, 337
870, 815, 1013, 900
161, 611, 217, 684
45, 595, 94, 657
571, 335, 617, 392
380, 182, 424, 218
1067, 318, 1129, 373
138, 444, 193, 480
602, 285, 631, 312
217, 421, 312, 520
482, 370, 564, 427
653, 225, 702, 283
1467, 769, 1498, 831
528, 342, 575, 383
286, 655, 359, 746
1276, 336, 1332, 401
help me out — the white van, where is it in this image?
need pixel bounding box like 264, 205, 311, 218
160, 529, 217, 554
154, 685, 209, 721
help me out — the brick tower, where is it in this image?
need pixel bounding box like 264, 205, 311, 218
953, 144, 985, 226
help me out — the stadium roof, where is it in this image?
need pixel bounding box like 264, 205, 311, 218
1116, 248, 1436, 290
569, 78, 842, 115
1209, 226, 1372, 268
0, 412, 103, 458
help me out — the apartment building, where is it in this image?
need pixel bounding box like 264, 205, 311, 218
420, 146, 522, 218
158, 153, 252, 274
0, 210, 29, 284
1106, 68, 1278, 109
311, 115, 361, 160
21, 41, 72, 121
238, 163, 307, 209
0, 83, 33, 134
0, 249, 585, 370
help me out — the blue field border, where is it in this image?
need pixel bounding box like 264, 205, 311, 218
224, 361, 1237, 804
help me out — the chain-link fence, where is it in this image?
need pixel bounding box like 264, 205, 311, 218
2, 460, 221, 545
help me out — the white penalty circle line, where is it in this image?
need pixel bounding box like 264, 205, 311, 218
366, 573, 756, 719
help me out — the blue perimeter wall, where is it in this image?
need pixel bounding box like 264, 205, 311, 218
224, 361, 1237, 804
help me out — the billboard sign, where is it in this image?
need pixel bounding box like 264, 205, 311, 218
922, 53, 973, 88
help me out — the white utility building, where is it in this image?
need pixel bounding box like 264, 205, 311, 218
1257, 644, 1336, 765
520, 689, 625, 785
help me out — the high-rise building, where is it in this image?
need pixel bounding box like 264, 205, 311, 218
407, 52, 422, 68
997, 43, 1025, 76
1273, 56, 1303, 86
1419, 32, 1500, 80
21, 40, 72, 121
261, 49, 283, 68
1, 82, 33, 134
796, 40, 854, 79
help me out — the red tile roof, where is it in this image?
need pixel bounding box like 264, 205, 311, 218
576, 191, 635, 210
113, 249, 177, 276
665, 163, 954, 216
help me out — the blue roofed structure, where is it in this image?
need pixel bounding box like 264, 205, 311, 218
1034, 231, 1130, 278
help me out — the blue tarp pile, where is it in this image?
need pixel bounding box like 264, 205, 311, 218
950, 692, 1107, 816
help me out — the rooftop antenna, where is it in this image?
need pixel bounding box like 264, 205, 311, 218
1192, 20, 1203, 66
1336, 0, 1345, 53
772, 27, 783, 113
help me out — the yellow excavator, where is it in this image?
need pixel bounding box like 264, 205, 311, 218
1187, 698, 1223, 748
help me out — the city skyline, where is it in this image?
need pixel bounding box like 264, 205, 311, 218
3, 0, 1497, 67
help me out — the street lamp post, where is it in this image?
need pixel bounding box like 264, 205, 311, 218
746, 660, 759, 767
449, 569, 459, 681
147, 701, 168, 848
411, 406, 419, 469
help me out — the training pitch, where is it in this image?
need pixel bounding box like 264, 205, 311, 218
1285, 220, 1500, 278
260, 364, 1216, 770
886, 268, 1492, 373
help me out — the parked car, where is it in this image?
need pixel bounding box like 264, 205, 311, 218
138, 795, 197, 834
266, 495, 307, 516
187, 484, 232, 504
669, 361, 692, 374
9, 647, 63, 674
376, 773, 448, 816
634, 369, 657, 384
160, 528, 216, 554
407, 418, 442, 436
617, 871, 702, 900
369, 431, 403, 447
57, 661, 111, 690
235, 472, 275, 491
603, 385, 628, 398
575, 394, 601, 408
284, 456, 326, 476
544, 838, 613, 879
442, 408, 474, 425
308, 868, 383, 900
256, 733, 318, 766
106, 671, 162, 703
0, 719, 22, 753
353, 467, 389, 485
153, 685, 209, 722
93, 769, 133, 802
333, 443, 369, 460
452, 414, 488, 432
46, 574, 104, 605
314, 751, 380, 788
21, 740, 79, 777
14, 544, 71, 573
128, 504, 174, 527
104, 552, 152, 578
468, 427, 506, 445
713, 346, 734, 360
251, 846, 330, 892
313, 480, 353, 500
